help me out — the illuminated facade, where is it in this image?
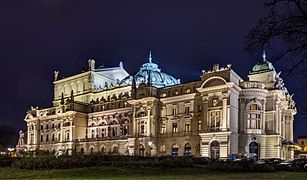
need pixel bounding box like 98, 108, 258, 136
24, 52, 296, 160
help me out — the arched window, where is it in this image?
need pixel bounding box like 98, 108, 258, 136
210, 140, 220, 160
90, 147, 94, 154
172, 144, 179, 156
184, 143, 192, 156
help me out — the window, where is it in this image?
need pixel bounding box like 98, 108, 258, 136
161, 126, 166, 133
198, 121, 202, 131
41, 125, 43, 130
40, 135, 43, 142
301, 141, 304, 145
91, 130, 95, 138
247, 113, 261, 129
172, 123, 178, 133
184, 143, 192, 156
160, 145, 166, 152
46, 124, 49, 129
172, 108, 178, 115
172, 144, 179, 156
210, 111, 221, 128
112, 127, 117, 137
52, 134, 55, 141
140, 121, 145, 134
58, 133, 61, 141
30, 134, 34, 143
123, 126, 129, 135
46, 134, 49, 142
185, 122, 191, 132
198, 105, 202, 112
52, 124, 54, 129
66, 133, 70, 141
250, 104, 259, 110
185, 106, 190, 114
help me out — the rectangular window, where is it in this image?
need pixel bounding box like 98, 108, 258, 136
210, 111, 221, 128
172, 123, 178, 133
123, 126, 129, 135
185, 122, 191, 132
172, 108, 177, 115
302, 141, 304, 145
198, 121, 202, 131
185, 106, 190, 114
161, 126, 166, 133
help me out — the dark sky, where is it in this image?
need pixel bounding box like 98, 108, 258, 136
0, 0, 305, 138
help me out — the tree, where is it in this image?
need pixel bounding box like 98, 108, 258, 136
245, 0, 306, 79
0, 125, 18, 150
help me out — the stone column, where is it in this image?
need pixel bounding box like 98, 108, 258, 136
222, 95, 228, 131
262, 103, 266, 132
60, 121, 64, 142
147, 109, 151, 136
33, 123, 37, 144
70, 120, 73, 141
133, 105, 136, 136
202, 95, 209, 132
290, 116, 294, 141
27, 125, 30, 145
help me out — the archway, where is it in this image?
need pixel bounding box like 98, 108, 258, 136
80, 147, 85, 154
172, 144, 179, 156
249, 142, 259, 160
184, 143, 192, 156
210, 140, 220, 160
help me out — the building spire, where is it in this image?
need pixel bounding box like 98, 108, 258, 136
149, 50, 152, 63
262, 50, 266, 61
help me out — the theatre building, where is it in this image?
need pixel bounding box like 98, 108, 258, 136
23, 52, 296, 160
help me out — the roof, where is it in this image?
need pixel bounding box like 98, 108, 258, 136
250, 51, 275, 74
121, 52, 180, 88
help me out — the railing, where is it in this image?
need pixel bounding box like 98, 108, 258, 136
77, 135, 132, 142
240, 81, 265, 89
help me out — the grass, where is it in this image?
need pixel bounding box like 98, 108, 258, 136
0, 166, 306, 179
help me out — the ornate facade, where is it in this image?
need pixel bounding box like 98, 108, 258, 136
24, 52, 296, 160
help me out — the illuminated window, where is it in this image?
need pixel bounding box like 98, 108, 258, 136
161, 125, 166, 133
172, 108, 178, 115
210, 111, 221, 128
172, 123, 178, 133
250, 104, 260, 110
198, 121, 202, 131
185, 122, 191, 132
160, 145, 166, 152
247, 104, 261, 129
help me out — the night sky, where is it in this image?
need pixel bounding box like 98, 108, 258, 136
0, 0, 305, 138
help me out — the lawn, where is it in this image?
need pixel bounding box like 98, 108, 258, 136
0, 166, 306, 179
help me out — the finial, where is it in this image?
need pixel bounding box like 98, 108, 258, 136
149, 51, 152, 63
119, 61, 123, 68
262, 50, 266, 61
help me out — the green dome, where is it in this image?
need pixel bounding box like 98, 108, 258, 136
250, 51, 275, 74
